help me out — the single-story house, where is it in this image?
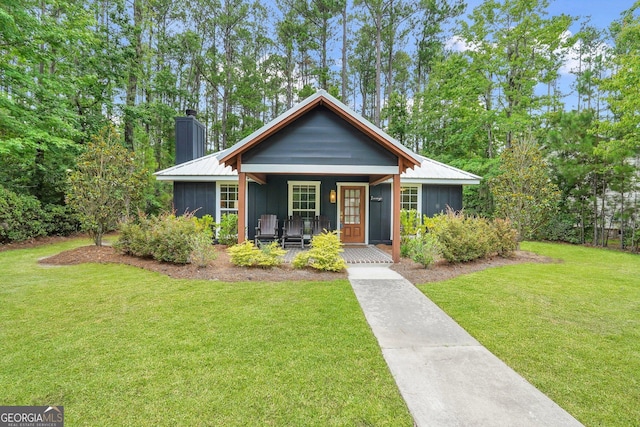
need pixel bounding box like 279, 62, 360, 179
155, 90, 481, 262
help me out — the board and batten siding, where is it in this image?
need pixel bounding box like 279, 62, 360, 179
242, 106, 398, 167
173, 182, 216, 218
423, 185, 463, 217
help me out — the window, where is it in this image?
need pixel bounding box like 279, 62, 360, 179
400, 186, 419, 212
219, 184, 238, 215
288, 181, 320, 234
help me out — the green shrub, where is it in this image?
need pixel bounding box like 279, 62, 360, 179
190, 232, 218, 268
115, 211, 213, 264
227, 240, 285, 268
400, 209, 426, 257
491, 218, 519, 256
422, 209, 520, 263
292, 230, 346, 272
428, 209, 495, 263
0, 186, 47, 243
43, 204, 81, 236
217, 213, 238, 245
406, 233, 440, 268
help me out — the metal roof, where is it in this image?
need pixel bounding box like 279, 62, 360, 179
155, 151, 481, 185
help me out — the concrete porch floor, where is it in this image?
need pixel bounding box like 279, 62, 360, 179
282, 245, 393, 264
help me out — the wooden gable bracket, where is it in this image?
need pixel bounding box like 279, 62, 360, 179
370, 174, 393, 186
248, 173, 267, 185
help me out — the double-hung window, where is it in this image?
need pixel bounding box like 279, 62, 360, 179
400, 185, 420, 212
288, 181, 320, 234
218, 183, 238, 216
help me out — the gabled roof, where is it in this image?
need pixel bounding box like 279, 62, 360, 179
219, 90, 422, 174
155, 150, 481, 185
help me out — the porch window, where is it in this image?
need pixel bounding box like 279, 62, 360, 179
288, 181, 320, 233
400, 185, 419, 212
219, 183, 238, 215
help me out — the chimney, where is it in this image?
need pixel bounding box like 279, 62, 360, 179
175, 109, 205, 165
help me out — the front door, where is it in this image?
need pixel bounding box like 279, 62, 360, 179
340, 186, 365, 244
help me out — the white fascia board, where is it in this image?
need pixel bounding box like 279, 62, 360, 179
398, 178, 482, 185
155, 175, 239, 182
240, 164, 399, 174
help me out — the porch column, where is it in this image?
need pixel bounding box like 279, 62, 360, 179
392, 171, 401, 263
238, 157, 247, 243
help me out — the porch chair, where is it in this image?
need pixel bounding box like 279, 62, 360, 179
281, 215, 304, 248
311, 215, 331, 236
255, 214, 279, 246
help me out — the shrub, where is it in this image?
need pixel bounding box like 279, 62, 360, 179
400, 209, 426, 257
227, 240, 285, 268
0, 186, 47, 243
491, 218, 519, 256
190, 232, 218, 268
217, 213, 238, 245
115, 211, 213, 264
43, 204, 81, 236
428, 209, 495, 263
292, 230, 346, 272
406, 233, 440, 268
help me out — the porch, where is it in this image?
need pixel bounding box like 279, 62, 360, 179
282, 245, 393, 264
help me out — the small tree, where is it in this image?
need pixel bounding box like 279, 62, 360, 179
490, 138, 560, 240
66, 126, 148, 246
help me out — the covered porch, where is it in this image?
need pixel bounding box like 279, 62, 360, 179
283, 245, 393, 264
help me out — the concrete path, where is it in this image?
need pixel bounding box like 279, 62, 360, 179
347, 265, 583, 427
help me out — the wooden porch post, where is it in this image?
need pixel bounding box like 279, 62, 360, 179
392, 169, 401, 263
238, 156, 247, 243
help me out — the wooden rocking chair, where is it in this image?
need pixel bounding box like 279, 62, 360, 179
281, 216, 304, 248
254, 214, 279, 246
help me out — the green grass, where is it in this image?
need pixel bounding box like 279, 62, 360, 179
0, 239, 412, 426
418, 242, 640, 426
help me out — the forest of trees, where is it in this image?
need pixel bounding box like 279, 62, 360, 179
1, 0, 639, 248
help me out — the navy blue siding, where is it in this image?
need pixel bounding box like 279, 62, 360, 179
369, 184, 392, 244
423, 185, 463, 217
246, 175, 368, 241
242, 106, 397, 166
173, 182, 216, 218
175, 116, 206, 165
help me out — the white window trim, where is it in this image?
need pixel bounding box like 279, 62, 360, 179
391, 184, 422, 241
400, 184, 422, 214
287, 181, 321, 218
336, 182, 369, 245
215, 182, 240, 234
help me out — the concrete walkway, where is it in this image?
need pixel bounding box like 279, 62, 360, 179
348, 265, 583, 427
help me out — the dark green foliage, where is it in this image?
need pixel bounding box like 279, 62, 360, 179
42, 204, 81, 236
114, 212, 213, 264
0, 186, 80, 243
0, 186, 47, 243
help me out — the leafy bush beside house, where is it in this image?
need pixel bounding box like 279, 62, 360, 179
115, 211, 214, 265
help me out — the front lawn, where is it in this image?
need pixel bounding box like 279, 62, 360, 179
0, 239, 412, 426
419, 242, 640, 426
